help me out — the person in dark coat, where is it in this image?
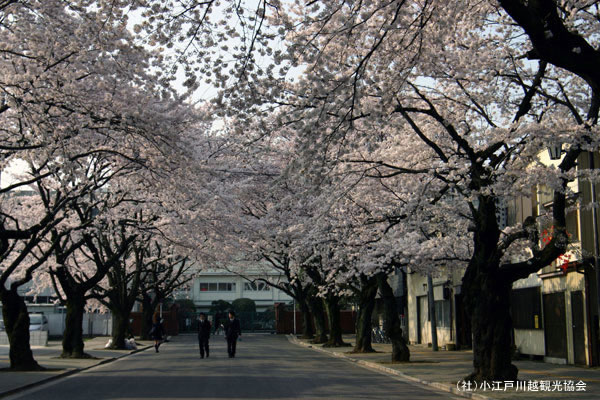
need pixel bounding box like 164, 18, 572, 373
225, 310, 241, 358
197, 313, 211, 358
150, 313, 165, 353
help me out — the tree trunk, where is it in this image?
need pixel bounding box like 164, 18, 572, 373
61, 293, 90, 358
307, 295, 328, 344
323, 295, 349, 347
0, 289, 44, 370
463, 265, 517, 381
352, 276, 378, 353
299, 299, 314, 339
462, 195, 517, 381
110, 308, 131, 349
139, 295, 156, 340
377, 273, 410, 362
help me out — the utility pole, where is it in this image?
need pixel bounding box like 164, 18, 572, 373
589, 151, 600, 365
293, 298, 297, 336
427, 273, 438, 351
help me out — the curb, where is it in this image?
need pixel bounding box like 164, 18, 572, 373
0, 344, 153, 399
287, 335, 490, 400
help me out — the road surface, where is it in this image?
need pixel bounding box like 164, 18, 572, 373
7, 334, 458, 399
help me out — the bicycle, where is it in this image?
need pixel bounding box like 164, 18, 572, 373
371, 327, 391, 344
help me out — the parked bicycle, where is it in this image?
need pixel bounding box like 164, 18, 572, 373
371, 327, 391, 344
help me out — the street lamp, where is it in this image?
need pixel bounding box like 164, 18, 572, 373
547, 142, 563, 160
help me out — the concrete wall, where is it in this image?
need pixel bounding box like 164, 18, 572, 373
1, 313, 108, 344
82, 313, 112, 336
47, 313, 64, 336
47, 312, 112, 337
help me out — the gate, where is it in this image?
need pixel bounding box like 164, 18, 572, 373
178, 310, 275, 333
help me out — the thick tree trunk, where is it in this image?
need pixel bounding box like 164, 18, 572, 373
352, 276, 378, 353
463, 266, 517, 381
323, 295, 349, 347
0, 289, 44, 370
61, 294, 90, 358
307, 295, 328, 344
462, 195, 517, 381
299, 299, 314, 339
110, 308, 131, 349
377, 273, 410, 362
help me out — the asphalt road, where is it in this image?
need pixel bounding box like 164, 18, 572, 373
7, 334, 458, 399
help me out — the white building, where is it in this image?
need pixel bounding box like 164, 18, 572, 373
191, 267, 292, 312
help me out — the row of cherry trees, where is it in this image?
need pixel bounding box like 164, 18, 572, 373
0, 0, 205, 369
3, 0, 599, 383
128, 0, 600, 382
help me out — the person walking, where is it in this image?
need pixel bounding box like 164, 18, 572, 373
197, 313, 211, 358
225, 310, 241, 358
150, 313, 165, 353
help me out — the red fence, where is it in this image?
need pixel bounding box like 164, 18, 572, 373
130, 310, 179, 336
274, 303, 356, 334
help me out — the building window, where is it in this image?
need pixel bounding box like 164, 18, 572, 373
434, 300, 451, 328
244, 281, 271, 291
511, 287, 542, 330
218, 283, 235, 291
199, 282, 236, 292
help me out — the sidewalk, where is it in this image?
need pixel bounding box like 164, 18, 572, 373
290, 334, 600, 400
0, 336, 154, 397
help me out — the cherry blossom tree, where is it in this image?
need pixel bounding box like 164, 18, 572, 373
0, 189, 65, 370
171, 119, 345, 343
1, 154, 135, 367
1, 0, 204, 368
67, 0, 599, 381
267, 0, 599, 381
137, 243, 193, 341
88, 210, 154, 350
47, 201, 136, 359
173, 0, 600, 381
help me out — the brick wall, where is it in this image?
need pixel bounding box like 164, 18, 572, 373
275, 303, 356, 334
129, 310, 179, 336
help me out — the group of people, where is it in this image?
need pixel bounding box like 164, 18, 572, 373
149, 310, 242, 358
197, 311, 242, 358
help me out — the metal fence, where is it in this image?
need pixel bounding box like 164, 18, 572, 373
178, 310, 275, 333
47, 312, 112, 337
